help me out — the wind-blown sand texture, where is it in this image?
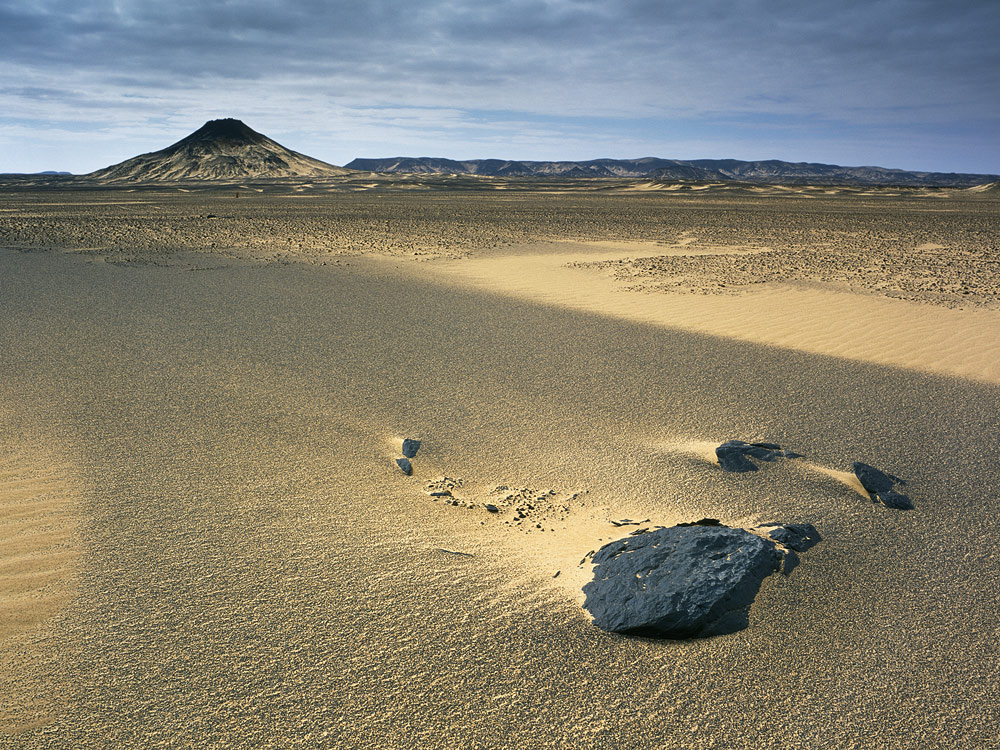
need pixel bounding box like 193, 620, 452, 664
0, 444, 80, 734
1, 183, 998, 748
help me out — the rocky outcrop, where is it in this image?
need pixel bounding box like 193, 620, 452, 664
344, 155, 999, 187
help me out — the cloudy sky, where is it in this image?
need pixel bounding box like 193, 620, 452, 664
2, 0, 998, 174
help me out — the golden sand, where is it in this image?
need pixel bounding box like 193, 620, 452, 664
0, 448, 80, 734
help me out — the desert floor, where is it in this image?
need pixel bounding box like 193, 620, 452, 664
1, 184, 999, 748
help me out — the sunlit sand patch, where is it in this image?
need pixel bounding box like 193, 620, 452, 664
799, 463, 870, 499
0, 449, 81, 734
433, 477, 692, 607
413, 246, 1000, 384
655, 439, 724, 465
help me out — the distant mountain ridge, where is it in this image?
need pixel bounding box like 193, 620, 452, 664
345, 156, 999, 187
87, 119, 348, 182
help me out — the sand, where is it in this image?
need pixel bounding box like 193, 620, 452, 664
410, 241, 1000, 383
1, 185, 999, 748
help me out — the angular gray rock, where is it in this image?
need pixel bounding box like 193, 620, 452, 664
396, 457, 413, 475
716, 440, 803, 472
582, 525, 782, 638
401, 438, 421, 458
852, 462, 913, 510
759, 522, 822, 552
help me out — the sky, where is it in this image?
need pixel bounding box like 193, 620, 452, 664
1, 0, 998, 175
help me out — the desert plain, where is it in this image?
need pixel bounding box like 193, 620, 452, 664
2, 178, 1000, 748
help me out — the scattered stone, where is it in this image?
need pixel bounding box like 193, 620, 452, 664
425, 476, 463, 494
484, 504, 499, 513
583, 524, 783, 638
852, 462, 913, 510
553, 571, 560, 578
396, 457, 412, 475
610, 518, 649, 527
758, 522, 822, 552
429, 490, 452, 498
401, 438, 421, 458
716, 440, 804, 472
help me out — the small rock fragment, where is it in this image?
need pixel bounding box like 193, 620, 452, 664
396, 457, 412, 475
401, 438, 421, 458
759, 522, 822, 552
852, 462, 913, 510
484, 504, 499, 513
438, 548, 473, 557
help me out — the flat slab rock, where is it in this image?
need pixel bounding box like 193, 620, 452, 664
716, 440, 803, 472
583, 524, 783, 638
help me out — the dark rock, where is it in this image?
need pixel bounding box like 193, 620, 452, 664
676, 518, 723, 527
401, 438, 421, 458
429, 490, 452, 498
396, 457, 412, 475
484, 504, 499, 513
759, 522, 822, 552
716, 442, 758, 472
716, 440, 803, 472
582, 525, 782, 638
852, 462, 913, 510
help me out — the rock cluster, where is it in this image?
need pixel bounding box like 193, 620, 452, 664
852, 462, 913, 510
395, 437, 420, 474
716, 440, 914, 511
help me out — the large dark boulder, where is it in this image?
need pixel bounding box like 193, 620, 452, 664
852, 462, 913, 510
716, 440, 803, 472
582, 525, 782, 638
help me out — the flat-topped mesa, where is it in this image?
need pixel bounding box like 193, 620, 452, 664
86, 118, 350, 182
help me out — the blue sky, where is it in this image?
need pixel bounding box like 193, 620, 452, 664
2, 0, 998, 174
